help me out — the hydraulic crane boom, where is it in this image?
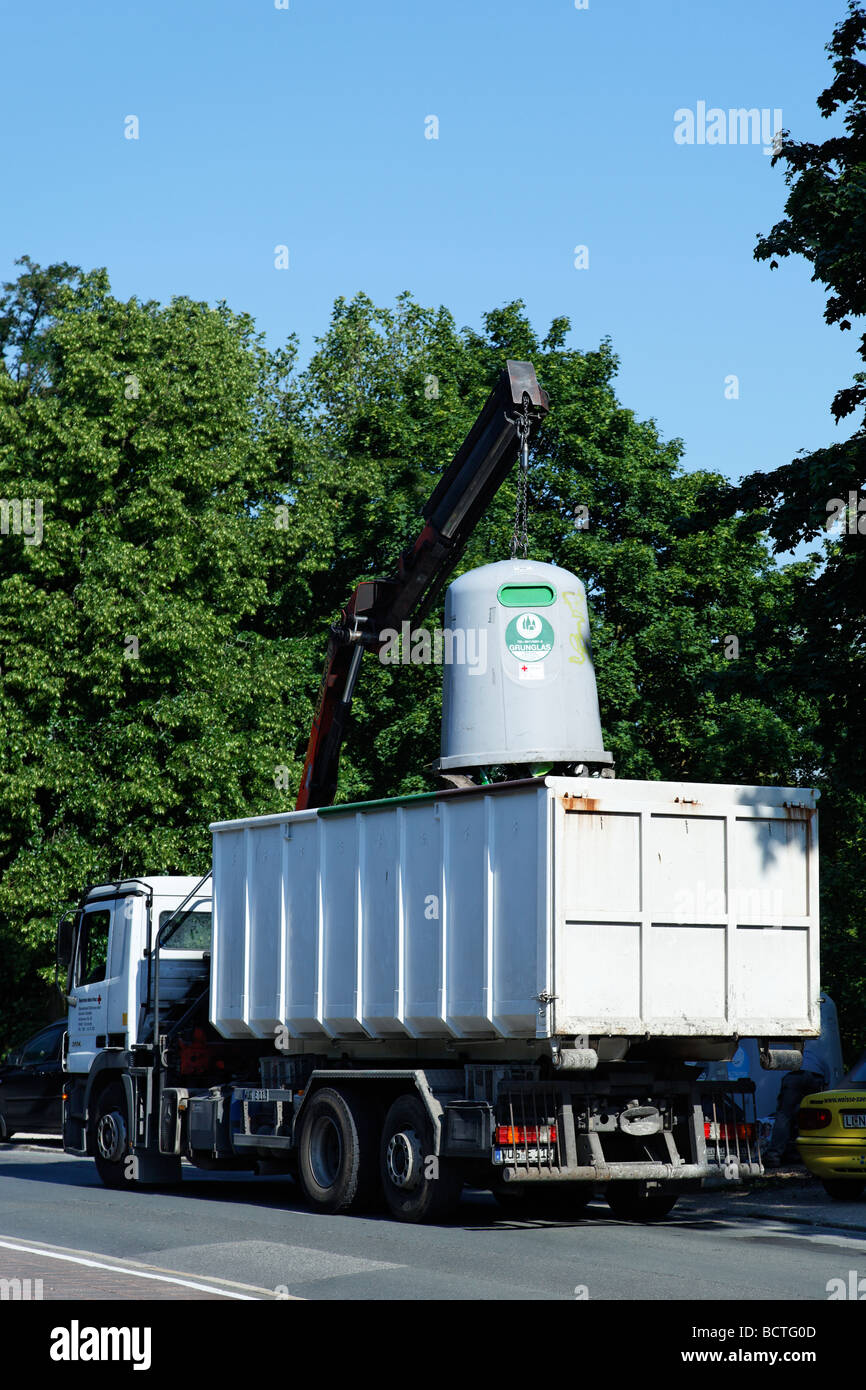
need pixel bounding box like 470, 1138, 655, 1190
295, 360, 549, 810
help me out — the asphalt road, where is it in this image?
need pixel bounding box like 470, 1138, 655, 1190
2, 1143, 865, 1301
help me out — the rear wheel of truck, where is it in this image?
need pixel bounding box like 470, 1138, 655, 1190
379, 1094, 462, 1224
93, 1083, 137, 1190
605, 1182, 678, 1221
297, 1087, 378, 1215
823, 1179, 865, 1201
0, 1111, 14, 1142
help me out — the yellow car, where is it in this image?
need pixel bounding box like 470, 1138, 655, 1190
797, 1051, 866, 1199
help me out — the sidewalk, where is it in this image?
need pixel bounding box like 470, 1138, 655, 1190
695, 1169, 866, 1234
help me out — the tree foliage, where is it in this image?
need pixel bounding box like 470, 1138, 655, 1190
738, 1, 866, 1054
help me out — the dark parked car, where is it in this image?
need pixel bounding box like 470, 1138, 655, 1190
0, 1020, 66, 1140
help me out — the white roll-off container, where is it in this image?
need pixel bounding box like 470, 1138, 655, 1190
210, 776, 820, 1051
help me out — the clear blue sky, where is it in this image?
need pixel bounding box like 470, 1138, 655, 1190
0, 0, 855, 484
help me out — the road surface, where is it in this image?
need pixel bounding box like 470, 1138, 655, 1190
1, 1143, 864, 1301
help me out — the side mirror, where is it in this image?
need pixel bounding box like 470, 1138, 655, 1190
56, 916, 74, 973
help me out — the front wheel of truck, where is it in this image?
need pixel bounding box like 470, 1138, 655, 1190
605, 1182, 678, 1221
93, 1083, 137, 1189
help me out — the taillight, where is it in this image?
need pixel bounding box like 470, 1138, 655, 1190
704, 1121, 755, 1141
495, 1124, 557, 1146
798, 1107, 832, 1130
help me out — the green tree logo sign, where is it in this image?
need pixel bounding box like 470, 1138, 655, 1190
505, 612, 554, 663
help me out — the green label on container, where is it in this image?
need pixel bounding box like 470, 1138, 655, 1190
505, 611, 554, 662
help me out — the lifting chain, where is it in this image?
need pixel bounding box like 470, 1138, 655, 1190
510, 393, 532, 559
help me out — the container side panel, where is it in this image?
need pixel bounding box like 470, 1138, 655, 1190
284, 820, 325, 1037
563, 812, 641, 918
445, 799, 489, 1034
733, 818, 809, 920
211, 828, 251, 1037
491, 792, 543, 1034
562, 921, 641, 1023
648, 815, 727, 921
248, 822, 283, 1036
645, 924, 727, 1022
402, 803, 447, 1035
733, 925, 810, 1026
361, 811, 404, 1035
322, 815, 366, 1035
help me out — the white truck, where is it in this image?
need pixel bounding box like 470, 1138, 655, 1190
58, 775, 819, 1222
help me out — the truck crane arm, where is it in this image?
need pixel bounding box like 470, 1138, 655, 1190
295, 359, 549, 810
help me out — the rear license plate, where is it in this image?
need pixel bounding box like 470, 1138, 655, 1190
842, 1112, 866, 1129
494, 1147, 551, 1164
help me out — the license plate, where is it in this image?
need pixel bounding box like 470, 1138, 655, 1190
842, 1112, 866, 1129
494, 1147, 549, 1164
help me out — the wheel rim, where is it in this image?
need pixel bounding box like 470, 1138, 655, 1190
386, 1127, 424, 1191
96, 1109, 127, 1163
309, 1115, 342, 1189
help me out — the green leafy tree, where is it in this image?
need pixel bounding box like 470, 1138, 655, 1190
735, 0, 866, 1055
0, 260, 307, 1044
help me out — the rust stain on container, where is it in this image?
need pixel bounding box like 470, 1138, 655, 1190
782, 801, 813, 820
561, 795, 600, 813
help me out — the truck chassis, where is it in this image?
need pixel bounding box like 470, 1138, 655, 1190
63, 1038, 761, 1223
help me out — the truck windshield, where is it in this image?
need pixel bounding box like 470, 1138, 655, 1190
159, 909, 212, 951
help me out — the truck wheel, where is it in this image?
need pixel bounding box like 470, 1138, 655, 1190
606, 1182, 678, 1221
0, 1111, 14, 1142
823, 1179, 865, 1201
93, 1084, 137, 1189
297, 1087, 378, 1215
379, 1094, 462, 1224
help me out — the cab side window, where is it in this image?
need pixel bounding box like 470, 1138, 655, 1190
77, 909, 111, 986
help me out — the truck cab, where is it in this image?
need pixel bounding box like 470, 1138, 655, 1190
60, 877, 212, 1172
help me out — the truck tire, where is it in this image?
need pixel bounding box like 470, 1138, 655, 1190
297, 1087, 378, 1215
823, 1179, 865, 1201
93, 1083, 137, 1190
379, 1094, 462, 1224
0, 1110, 13, 1142
606, 1182, 678, 1221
